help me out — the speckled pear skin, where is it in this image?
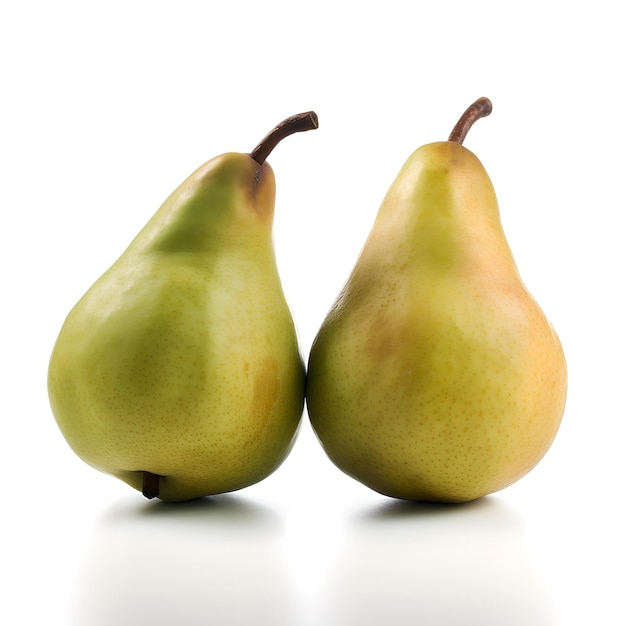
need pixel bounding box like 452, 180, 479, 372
48, 153, 305, 502
306, 141, 567, 503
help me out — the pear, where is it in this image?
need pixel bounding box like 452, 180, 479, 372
48, 112, 318, 502
306, 98, 567, 503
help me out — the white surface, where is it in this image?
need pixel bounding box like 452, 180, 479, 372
2, 2, 624, 624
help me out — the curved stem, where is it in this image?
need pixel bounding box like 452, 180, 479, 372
448, 97, 492, 145
142, 471, 161, 499
249, 111, 319, 165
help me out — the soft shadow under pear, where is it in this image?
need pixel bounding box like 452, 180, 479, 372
316, 496, 555, 626
68, 494, 296, 626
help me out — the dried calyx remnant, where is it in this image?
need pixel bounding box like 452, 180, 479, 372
142, 471, 162, 499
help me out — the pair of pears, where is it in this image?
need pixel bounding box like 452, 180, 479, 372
48, 100, 567, 503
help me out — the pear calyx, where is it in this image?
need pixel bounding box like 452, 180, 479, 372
142, 471, 162, 499
249, 111, 319, 165
448, 97, 492, 145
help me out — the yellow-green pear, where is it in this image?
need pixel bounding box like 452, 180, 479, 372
306, 99, 567, 503
48, 112, 318, 502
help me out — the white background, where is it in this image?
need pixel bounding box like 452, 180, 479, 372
2, 1, 624, 624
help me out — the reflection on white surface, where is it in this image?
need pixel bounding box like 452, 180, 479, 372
317, 497, 554, 626
69, 495, 296, 626
67, 489, 557, 626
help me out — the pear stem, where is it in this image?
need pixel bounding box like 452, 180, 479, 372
249, 111, 319, 165
142, 471, 161, 499
448, 97, 493, 145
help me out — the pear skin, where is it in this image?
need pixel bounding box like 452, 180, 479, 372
48, 113, 318, 502
306, 99, 567, 503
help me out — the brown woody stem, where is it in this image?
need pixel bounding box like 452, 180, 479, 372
142, 471, 161, 499
448, 97, 492, 145
249, 111, 319, 165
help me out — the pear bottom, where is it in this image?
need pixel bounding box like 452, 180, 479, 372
308, 403, 562, 504
109, 425, 301, 503
50, 348, 305, 503
306, 294, 567, 504
48, 262, 306, 503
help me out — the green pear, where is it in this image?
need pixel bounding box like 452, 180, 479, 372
306, 99, 567, 503
48, 112, 318, 502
